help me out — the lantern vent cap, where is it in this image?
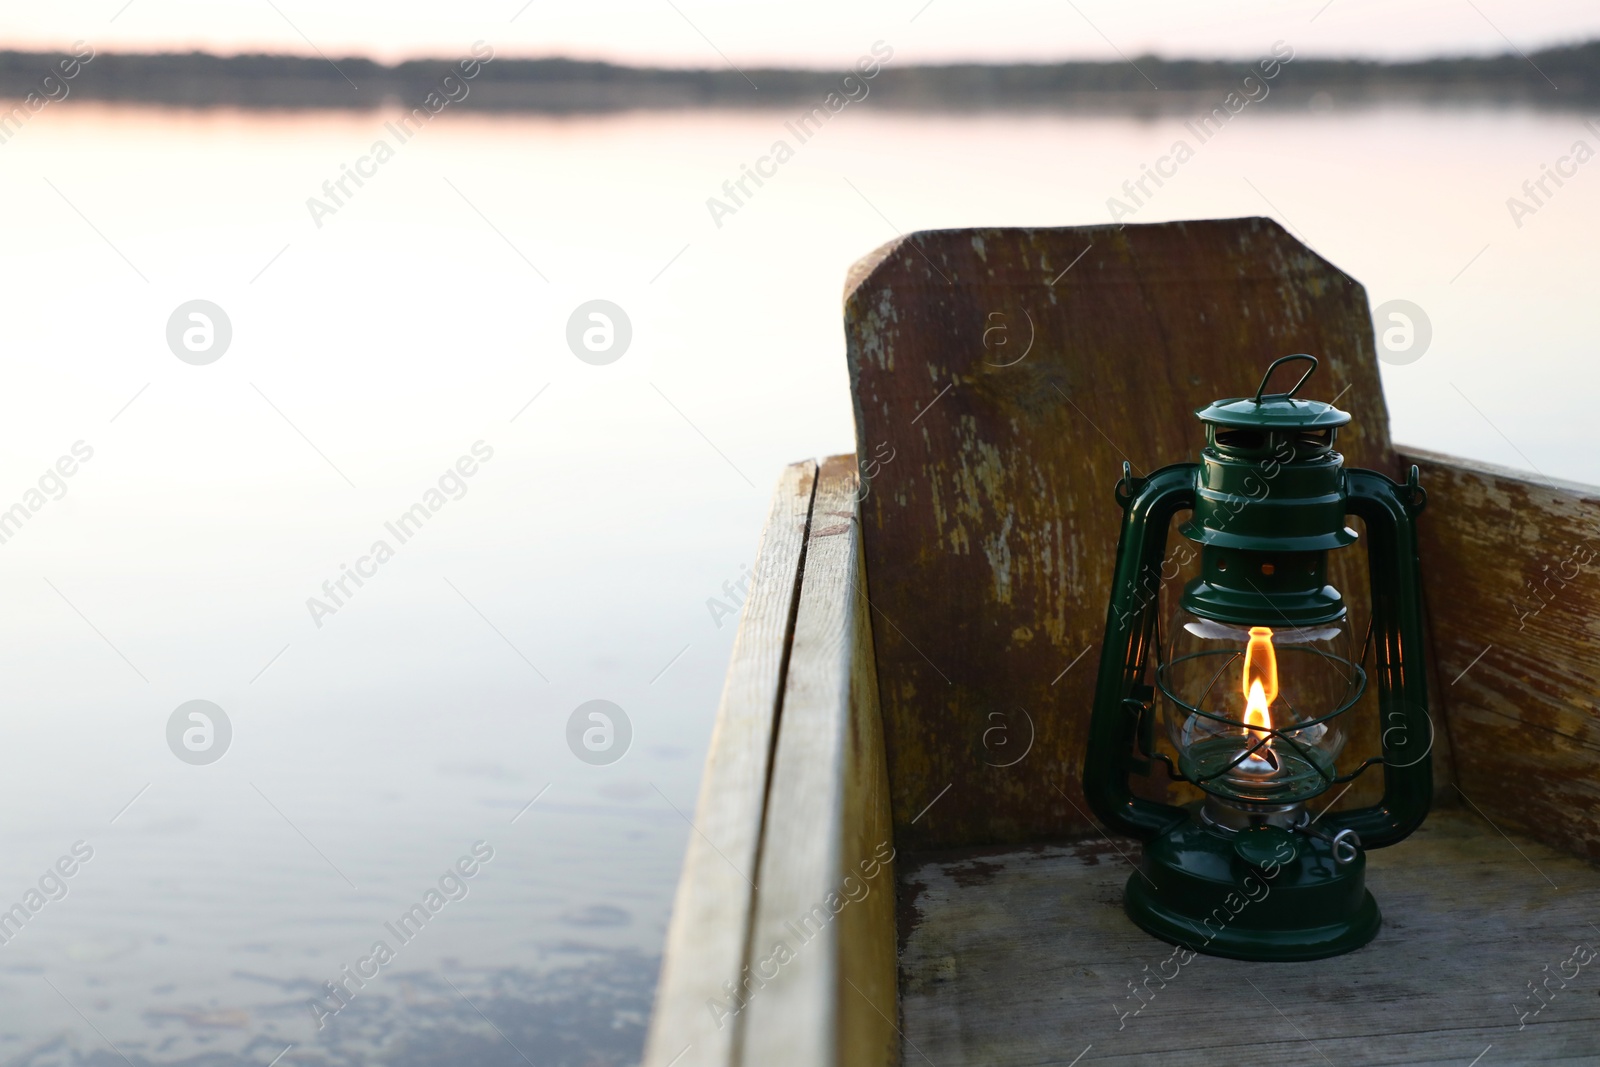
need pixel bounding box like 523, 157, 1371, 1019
1194, 354, 1352, 431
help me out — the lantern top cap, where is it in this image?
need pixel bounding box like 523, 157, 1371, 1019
1194, 354, 1352, 431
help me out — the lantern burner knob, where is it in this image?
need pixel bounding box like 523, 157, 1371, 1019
1292, 817, 1364, 866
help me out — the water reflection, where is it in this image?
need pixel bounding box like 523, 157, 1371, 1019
10, 947, 654, 1066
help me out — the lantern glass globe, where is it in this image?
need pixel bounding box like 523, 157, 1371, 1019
1158, 609, 1364, 804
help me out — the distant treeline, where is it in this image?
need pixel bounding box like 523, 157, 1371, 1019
0, 40, 1594, 113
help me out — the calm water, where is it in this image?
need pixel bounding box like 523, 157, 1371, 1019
0, 98, 1591, 1065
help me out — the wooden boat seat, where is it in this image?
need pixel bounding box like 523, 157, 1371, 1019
644, 219, 1600, 1066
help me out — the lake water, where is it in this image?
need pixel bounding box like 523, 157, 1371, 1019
0, 98, 1591, 1065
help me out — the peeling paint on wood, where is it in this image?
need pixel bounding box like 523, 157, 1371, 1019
1404, 447, 1600, 862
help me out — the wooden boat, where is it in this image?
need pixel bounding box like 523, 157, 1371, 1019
643, 219, 1600, 1065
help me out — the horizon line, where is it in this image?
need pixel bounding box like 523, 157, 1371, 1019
2, 36, 1599, 72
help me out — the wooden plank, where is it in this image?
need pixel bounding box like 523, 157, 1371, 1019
845, 218, 1435, 849
898, 809, 1600, 1065
642, 460, 818, 1067
738, 454, 898, 1067
1401, 447, 1600, 861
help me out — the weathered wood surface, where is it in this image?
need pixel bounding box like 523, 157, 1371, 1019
739, 455, 898, 1067
898, 808, 1600, 1065
1402, 447, 1600, 863
844, 218, 1446, 850
643, 461, 817, 1067
646, 456, 900, 1066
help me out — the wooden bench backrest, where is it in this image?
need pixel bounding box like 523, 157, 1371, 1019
843, 218, 1407, 849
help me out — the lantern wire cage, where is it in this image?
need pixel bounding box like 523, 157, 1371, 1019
1147, 605, 1380, 805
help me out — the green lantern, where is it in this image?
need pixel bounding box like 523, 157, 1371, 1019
1082, 355, 1432, 961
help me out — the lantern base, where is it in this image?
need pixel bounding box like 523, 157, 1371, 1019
1124, 814, 1380, 962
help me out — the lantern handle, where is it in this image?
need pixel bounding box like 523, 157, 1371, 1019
1253, 353, 1318, 404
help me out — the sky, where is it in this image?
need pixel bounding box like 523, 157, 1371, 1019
5, 0, 1600, 66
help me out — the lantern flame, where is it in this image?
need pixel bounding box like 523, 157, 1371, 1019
1241, 627, 1278, 768
1244, 679, 1272, 736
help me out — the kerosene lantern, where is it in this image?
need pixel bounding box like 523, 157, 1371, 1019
1083, 355, 1432, 961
